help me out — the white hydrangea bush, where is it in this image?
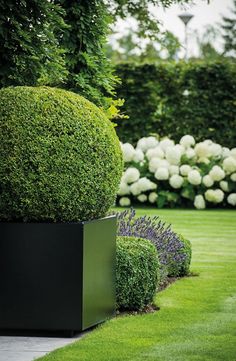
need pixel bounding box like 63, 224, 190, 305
118, 135, 236, 209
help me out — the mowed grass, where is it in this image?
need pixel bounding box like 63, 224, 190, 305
37, 209, 236, 361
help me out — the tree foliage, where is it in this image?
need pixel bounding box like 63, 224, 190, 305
110, 0, 191, 39
55, 0, 118, 107
0, 0, 193, 106
192, 26, 222, 61
0, 0, 67, 87
106, 29, 180, 63
221, 0, 236, 57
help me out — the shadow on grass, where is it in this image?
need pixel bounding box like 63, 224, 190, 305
116, 271, 200, 317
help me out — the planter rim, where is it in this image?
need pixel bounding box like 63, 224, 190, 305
0, 214, 117, 225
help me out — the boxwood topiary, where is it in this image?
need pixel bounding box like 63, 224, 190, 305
0, 86, 123, 222
116, 236, 160, 311
115, 208, 192, 282
167, 235, 192, 277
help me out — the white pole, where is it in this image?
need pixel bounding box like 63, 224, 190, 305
178, 13, 194, 61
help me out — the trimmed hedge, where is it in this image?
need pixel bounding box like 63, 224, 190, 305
0, 86, 123, 222
116, 236, 160, 311
167, 235, 192, 277
115, 61, 236, 148
115, 208, 191, 282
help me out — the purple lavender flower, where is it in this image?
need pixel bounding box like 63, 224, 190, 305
114, 208, 189, 281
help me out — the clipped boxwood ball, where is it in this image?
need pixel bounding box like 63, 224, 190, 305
0, 86, 123, 222
116, 236, 160, 311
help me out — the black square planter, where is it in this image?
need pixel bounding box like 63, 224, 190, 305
0, 215, 116, 333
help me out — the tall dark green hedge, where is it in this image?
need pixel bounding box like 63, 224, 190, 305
115, 61, 236, 148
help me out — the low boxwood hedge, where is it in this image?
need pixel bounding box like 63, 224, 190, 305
116, 209, 192, 282
116, 236, 160, 311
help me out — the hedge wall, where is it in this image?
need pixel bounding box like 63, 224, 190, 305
115, 61, 236, 148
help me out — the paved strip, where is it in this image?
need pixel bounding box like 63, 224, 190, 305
0, 332, 86, 361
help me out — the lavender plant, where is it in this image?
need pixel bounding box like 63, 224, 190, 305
115, 208, 191, 280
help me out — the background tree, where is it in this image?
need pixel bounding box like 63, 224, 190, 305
140, 31, 181, 61
109, 0, 191, 39
192, 25, 222, 61
55, 0, 118, 107
106, 30, 180, 63
56, 0, 188, 106
106, 31, 141, 63
0, 0, 67, 87
221, 0, 236, 57
0, 0, 194, 108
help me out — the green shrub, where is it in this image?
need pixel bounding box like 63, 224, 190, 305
115, 61, 236, 148
116, 236, 160, 311
0, 86, 123, 222
115, 208, 192, 283
167, 235, 192, 277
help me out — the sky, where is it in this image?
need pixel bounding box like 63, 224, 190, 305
112, 0, 234, 58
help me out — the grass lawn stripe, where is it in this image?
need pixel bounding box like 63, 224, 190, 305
37, 209, 236, 361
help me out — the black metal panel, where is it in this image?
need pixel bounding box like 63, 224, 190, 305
0, 216, 116, 333
82, 216, 116, 330
0, 223, 83, 331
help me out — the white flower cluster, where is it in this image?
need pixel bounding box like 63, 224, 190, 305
119, 135, 236, 209
205, 189, 224, 203
120, 143, 144, 163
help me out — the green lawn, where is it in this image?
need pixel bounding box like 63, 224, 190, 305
38, 209, 236, 361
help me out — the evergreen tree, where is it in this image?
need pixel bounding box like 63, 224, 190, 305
221, 0, 236, 57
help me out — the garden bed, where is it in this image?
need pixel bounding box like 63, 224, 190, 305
35, 209, 236, 361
